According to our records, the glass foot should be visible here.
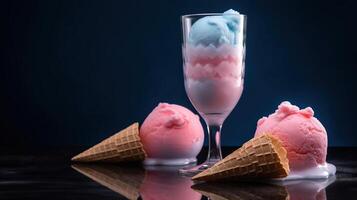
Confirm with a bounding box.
[179,159,220,177]
[143,158,197,166]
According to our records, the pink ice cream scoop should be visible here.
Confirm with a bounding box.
[254,101,327,171]
[140,103,204,165]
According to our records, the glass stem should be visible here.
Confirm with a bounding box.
[206,124,223,163]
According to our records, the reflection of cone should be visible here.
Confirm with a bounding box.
[72,164,145,200]
[193,134,289,182]
[71,123,146,163]
[192,182,289,200]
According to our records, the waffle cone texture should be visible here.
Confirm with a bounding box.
[192,134,290,182]
[71,123,146,163]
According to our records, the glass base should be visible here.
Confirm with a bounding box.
[143,158,197,166]
[179,159,220,177]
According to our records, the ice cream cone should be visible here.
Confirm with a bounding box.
[71,123,146,163]
[192,134,289,182]
[72,164,145,200]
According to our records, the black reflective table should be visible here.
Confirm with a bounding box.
[1,147,356,200]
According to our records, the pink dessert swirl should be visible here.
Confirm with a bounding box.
[183,44,244,125]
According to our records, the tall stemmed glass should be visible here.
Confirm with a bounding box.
[180,13,247,174]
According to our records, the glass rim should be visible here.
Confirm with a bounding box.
[181,13,246,19]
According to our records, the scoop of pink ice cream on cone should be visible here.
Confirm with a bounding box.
[254,101,327,171]
[140,103,204,165]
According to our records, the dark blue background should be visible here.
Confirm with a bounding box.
[1,0,356,147]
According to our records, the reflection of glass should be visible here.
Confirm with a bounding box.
[72,164,201,200]
[180,13,247,174]
[192,176,336,200]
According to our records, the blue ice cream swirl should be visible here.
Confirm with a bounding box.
[188,9,241,47]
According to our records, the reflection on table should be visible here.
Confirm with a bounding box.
[193,176,335,200]
[72,164,335,200]
[72,164,201,200]
[72,164,145,199]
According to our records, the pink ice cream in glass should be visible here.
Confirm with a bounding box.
[180,9,247,174]
[255,101,336,179]
[184,44,244,125]
[140,103,204,165]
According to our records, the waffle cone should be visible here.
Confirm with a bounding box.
[72,164,145,200]
[192,134,289,182]
[71,123,146,163]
